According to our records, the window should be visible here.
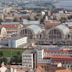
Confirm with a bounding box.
[49,29,62,40]
[20,29,33,39]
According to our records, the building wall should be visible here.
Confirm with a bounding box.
[8,37,27,48]
[37,49,51,64]
[22,53,33,69]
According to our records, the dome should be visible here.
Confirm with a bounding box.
[56,24,70,37]
[48,24,70,40]
[27,25,43,35]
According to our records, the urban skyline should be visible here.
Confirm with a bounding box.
[0,0,72,72]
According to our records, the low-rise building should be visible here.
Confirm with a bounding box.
[22,49,37,72]
[0,22,23,33]
[42,48,72,68]
[8,37,27,48]
[0,36,28,48]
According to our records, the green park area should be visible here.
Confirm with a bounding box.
[0,48,25,57]
[0,48,26,64]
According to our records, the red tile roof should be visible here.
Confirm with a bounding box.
[0,24,17,28]
[44,49,72,53]
[44,55,72,61]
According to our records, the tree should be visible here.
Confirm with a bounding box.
[0,19,3,24]
[0,51,3,57]
[10,56,16,64]
[10,51,22,65]
[60,17,67,23]
[0,57,8,65]
[13,18,18,22]
[16,52,22,64]
[1,57,8,65]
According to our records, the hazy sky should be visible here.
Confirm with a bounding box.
[54,0,72,9]
[0,0,72,9]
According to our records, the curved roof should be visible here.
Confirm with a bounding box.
[27,25,43,34]
[55,24,70,36]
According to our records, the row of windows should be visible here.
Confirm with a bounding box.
[22,55,33,57]
[22,56,33,58]
[37,59,50,63]
[44,52,72,56]
[49,29,62,39]
[22,64,32,68]
[63,64,72,69]
[22,60,32,63]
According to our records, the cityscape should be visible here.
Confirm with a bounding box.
[0,0,72,72]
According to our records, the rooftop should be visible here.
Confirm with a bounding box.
[27,25,43,34]
[0,24,17,28]
[1,22,20,25]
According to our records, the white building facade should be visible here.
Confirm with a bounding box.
[8,37,27,48]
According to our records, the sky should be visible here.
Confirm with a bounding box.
[0,0,72,9]
[53,0,72,9]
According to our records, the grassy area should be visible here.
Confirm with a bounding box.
[0,48,26,57]
[3,51,22,57]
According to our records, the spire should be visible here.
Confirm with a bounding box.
[45,16,49,21]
